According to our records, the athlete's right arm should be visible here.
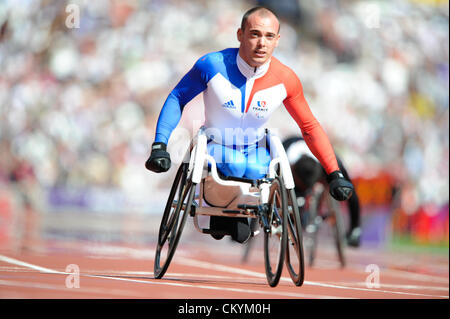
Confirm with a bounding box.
[146,56,209,173]
[282,70,354,201]
[155,59,209,144]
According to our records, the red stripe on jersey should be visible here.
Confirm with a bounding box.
[244,57,297,113]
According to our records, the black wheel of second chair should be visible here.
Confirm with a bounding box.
[154,163,196,279]
[285,188,305,286]
[264,176,288,287]
[304,187,323,267]
[328,196,346,268]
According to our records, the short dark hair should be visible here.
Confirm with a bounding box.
[240,6,280,33]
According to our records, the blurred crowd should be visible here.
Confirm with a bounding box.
[0,0,448,220]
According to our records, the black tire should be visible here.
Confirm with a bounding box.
[154,163,195,279]
[285,188,305,286]
[329,197,346,268]
[264,176,288,287]
[305,189,322,267]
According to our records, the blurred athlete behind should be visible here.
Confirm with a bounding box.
[145,7,354,243]
[284,136,361,247]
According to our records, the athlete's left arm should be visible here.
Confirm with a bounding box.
[282,73,339,175]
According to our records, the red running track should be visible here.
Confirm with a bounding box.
[0,232,448,300]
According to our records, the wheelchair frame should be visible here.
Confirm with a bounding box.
[153,126,305,287]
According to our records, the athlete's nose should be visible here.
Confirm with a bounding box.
[257,36,266,47]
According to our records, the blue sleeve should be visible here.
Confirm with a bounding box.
[154,58,210,144]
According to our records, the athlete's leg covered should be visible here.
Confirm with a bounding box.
[207,142,271,179]
[244,145,271,179]
[207,143,247,177]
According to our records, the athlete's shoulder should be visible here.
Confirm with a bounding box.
[270,56,302,98]
[196,48,237,69]
[270,56,300,81]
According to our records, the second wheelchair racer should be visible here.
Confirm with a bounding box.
[284,136,362,247]
[146,6,354,244]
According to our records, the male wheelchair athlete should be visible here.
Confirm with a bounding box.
[154,127,305,287]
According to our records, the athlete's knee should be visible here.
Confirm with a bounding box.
[208,144,246,177]
[245,147,270,179]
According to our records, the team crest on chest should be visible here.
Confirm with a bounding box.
[252,100,269,113]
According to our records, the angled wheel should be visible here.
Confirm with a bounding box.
[285,188,305,286]
[328,196,346,268]
[304,186,324,267]
[154,163,196,279]
[264,176,288,287]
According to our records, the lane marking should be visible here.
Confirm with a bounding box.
[371,268,449,284]
[75,270,262,283]
[0,254,346,299]
[2,247,446,299]
[176,256,449,298]
[81,243,450,285]
[309,257,449,284]
[0,255,61,274]
[0,279,143,297]
[88,274,346,299]
[47,242,449,285]
[326,281,449,292]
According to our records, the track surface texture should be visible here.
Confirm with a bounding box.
[0,215,448,301]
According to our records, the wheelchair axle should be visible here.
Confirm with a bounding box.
[238,204,272,233]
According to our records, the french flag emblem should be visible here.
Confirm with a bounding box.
[257,101,266,107]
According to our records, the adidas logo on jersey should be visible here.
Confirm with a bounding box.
[222,100,236,109]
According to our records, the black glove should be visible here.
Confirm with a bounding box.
[327,171,354,201]
[145,142,171,173]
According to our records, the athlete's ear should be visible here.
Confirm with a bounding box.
[237,28,243,43]
[274,33,281,48]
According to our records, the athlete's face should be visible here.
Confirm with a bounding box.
[237,13,280,68]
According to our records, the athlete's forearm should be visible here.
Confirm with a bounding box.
[154,93,184,144]
[301,122,339,174]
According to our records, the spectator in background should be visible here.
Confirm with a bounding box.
[0,0,447,228]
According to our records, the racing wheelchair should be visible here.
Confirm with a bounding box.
[241,176,347,269]
[300,182,347,268]
[153,127,305,287]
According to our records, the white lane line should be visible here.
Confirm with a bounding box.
[0,255,61,274]
[0,279,142,297]
[3,246,445,299]
[80,243,450,285]
[50,242,450,287]
[306,257,449,284]
[88,274,347,299]
[0,254,346,299]
[80,270,261,283]
[175,256,449,299]
[373,268,449,285]
[326,282,449,292]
